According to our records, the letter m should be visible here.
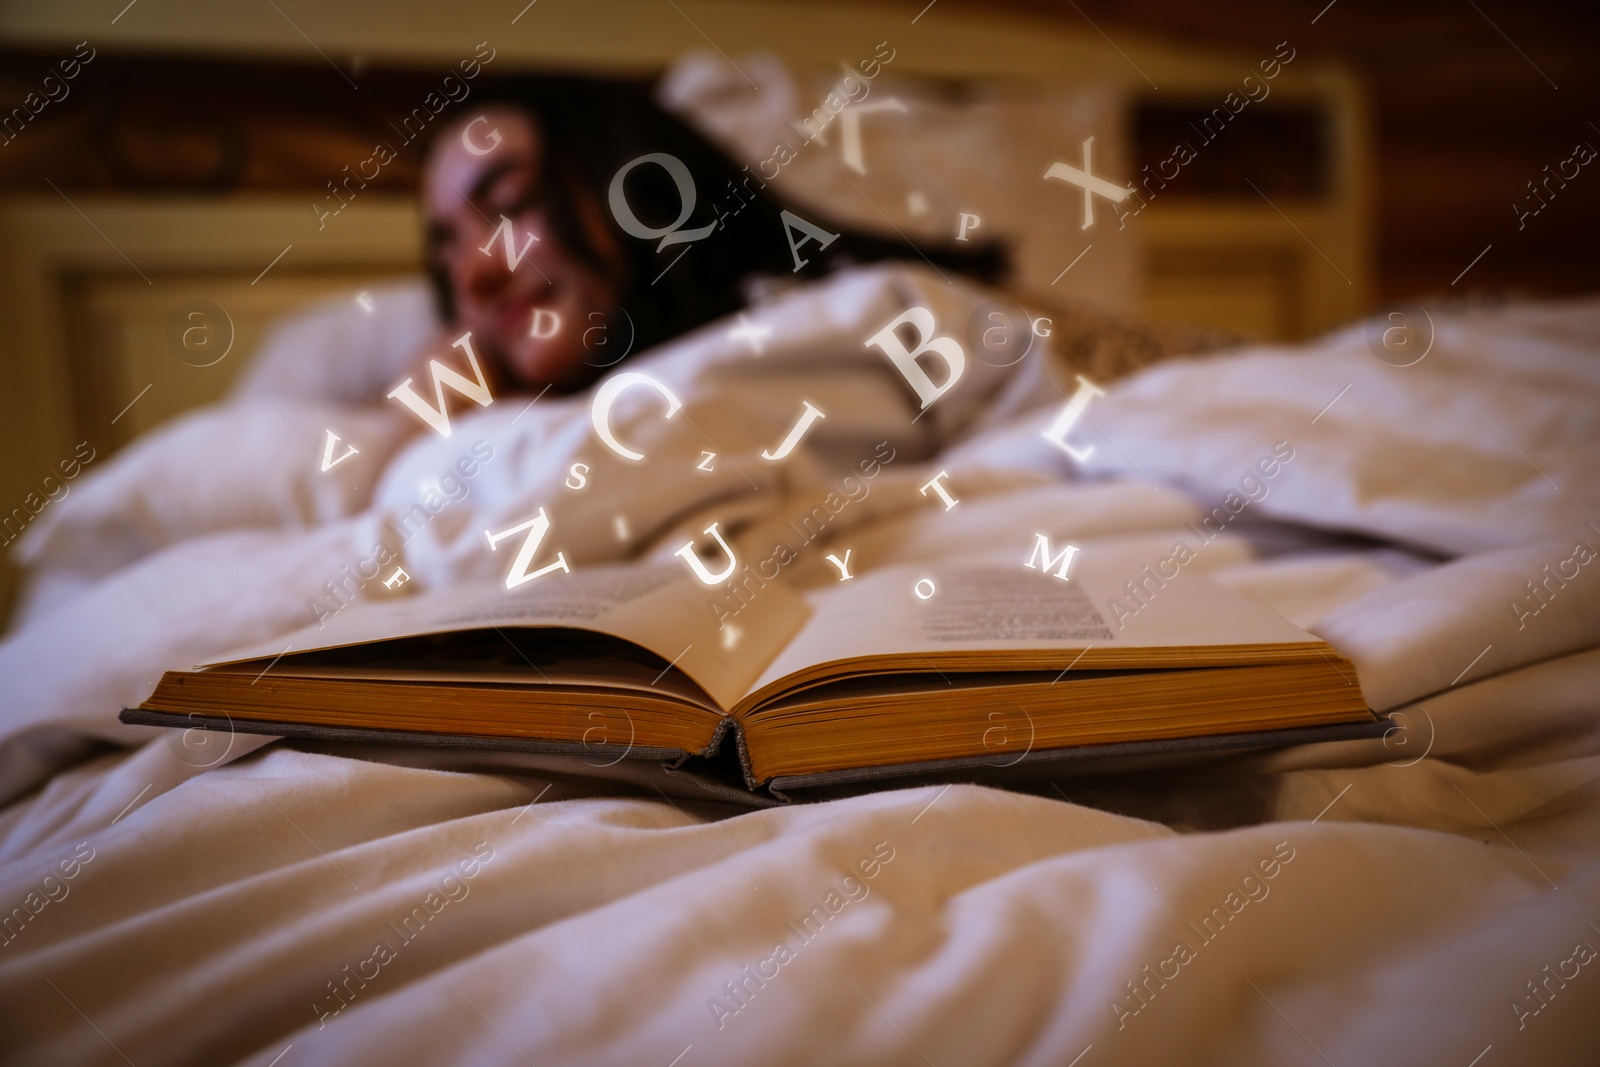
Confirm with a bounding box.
[386,331,494,437]
[1025,534,1079,580]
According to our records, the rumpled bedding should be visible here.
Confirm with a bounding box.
[2,267,1597,1065]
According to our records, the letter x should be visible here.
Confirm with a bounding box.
[1044,137,1135,231]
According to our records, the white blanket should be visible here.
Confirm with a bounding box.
[2,270,1597,1065]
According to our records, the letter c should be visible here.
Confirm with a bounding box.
[591,372,683,461]
[461,116,502,156]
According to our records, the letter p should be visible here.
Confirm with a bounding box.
[956,212,981,241]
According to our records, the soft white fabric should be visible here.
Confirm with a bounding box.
[11,402,414,598]
[659,50,1136,311]
[1,274,1597,1065]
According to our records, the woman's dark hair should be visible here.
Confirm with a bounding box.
[423,74,1008,354]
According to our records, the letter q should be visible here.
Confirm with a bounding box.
[461,116,502,156]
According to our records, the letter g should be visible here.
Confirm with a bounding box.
[461,116,502,156]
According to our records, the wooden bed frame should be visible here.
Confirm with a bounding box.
[0,0,1371,616]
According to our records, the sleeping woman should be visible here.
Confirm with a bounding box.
[413,74,1004,396]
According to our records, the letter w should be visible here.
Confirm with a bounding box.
[1025,534,1079,580]
[386,332,495,438]
[486,508,571,589]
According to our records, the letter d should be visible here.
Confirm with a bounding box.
[530,309,562,339]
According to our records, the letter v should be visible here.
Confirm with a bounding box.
[387,332,495,437]
[320,430,359,472]
[486,508,571,589]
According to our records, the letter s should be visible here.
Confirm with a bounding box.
[565,462,590,490]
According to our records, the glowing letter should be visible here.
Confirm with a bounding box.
[780,210,839,272]
[866,307,965,410]
[478,215,539,271]
[319,430,359,472]
[461,116,502,156]
[825,550,854,580]
[529,308,561,339]
[608,153,717,253]
[838,98,908,175]
[386,332,495,438]
[956,213,981,241]
[761,400,827,461]
[1044,137,1136,230]
[1025,535,1080,580]
[590,372,683,461]
[914,578,936,599]
[1041,374,1106,462]
[485,507,570,589]
[697,451,717,472]
[675,522,738,585]
[565,463,589,490]
[382,568,410,590]
[919,470,958,511]
[728,313,773,354]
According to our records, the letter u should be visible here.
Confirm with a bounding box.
[675,522,738,585]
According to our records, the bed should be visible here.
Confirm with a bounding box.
[2,4,1598,1065]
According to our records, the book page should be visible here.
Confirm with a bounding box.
[745,561,1314,699]
[209,563,809,712]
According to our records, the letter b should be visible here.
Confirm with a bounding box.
[866,307,966,410]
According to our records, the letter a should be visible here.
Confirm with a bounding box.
[866,307,965,410]
[387,332,495,438]
[780,210,839,272]
[479,214,538,270]
[486,508,571,589]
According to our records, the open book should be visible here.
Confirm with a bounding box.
[124,561,1382,800]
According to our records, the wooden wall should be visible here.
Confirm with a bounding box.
[981,0,1600,301]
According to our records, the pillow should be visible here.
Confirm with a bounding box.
[235,279,444,405]
[659,49,1138,312]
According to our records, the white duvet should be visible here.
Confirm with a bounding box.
[1,267,1597,1065]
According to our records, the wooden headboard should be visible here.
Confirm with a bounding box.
[0,0,1371,616]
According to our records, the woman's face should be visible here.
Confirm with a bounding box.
[424,106,621,392]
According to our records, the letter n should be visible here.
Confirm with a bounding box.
[486,508,571,589]
[1025,534,1079,580]
[479,215,537,270]
[386,331,495,437]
